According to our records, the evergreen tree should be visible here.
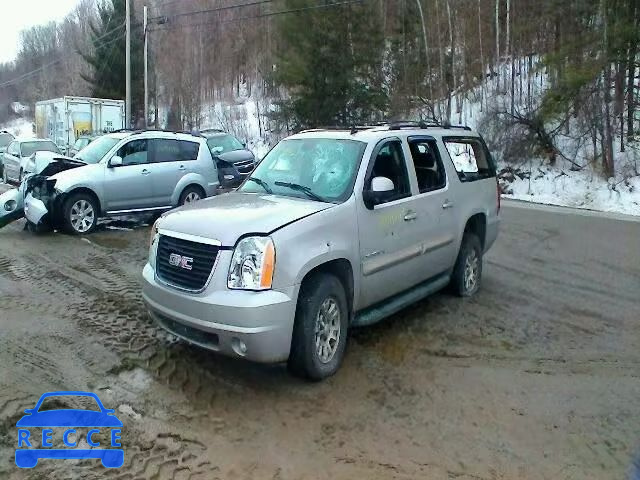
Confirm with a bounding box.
[271,0,388,128]
[81,0,143,124]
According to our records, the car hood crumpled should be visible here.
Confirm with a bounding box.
[158,192,334,246]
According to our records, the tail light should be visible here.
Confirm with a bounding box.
[496,178,501,214]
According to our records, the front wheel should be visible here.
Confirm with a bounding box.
[63,193,98,234]
[288,273,348,380]
[450,232,483,297]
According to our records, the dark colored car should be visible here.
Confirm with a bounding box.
[201,129,256,188]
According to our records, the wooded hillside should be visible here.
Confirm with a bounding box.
[1,0,638,177]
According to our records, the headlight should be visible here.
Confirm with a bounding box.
[148,219,160,269]
[227,236,275,290]
[4,199,16,212]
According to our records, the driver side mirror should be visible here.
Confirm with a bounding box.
[109,155,123,167]
[363,176,395,210]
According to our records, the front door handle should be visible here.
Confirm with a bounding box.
[404,211,417,221]
[141,169,151,175]
[178,165,186,171]
[442,200,454,209]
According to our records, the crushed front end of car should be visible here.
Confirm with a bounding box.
[0,153,85,231]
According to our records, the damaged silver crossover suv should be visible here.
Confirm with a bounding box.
[142,122,500,380]
[23,130,220,234]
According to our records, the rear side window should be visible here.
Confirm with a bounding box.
[151,139,181,163]
[179,140,199,160]
[407,139,447,193]
[150,139,200,162]
[443,138,495,181]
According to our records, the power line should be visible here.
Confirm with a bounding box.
[149,0,276,23]
[0,22,127,89]
[149,0,365,32]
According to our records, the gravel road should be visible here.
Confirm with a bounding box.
[0,183,638,479]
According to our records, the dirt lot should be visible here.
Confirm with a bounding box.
[0,182,639,480]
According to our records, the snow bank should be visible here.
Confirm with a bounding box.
[0,117,34,138]
[499,164,639,216]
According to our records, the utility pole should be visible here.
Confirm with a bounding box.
[144,4,148,128]
[125,0,131,128]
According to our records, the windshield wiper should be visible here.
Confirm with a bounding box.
[274,181,328,203]
[247,176,272,194]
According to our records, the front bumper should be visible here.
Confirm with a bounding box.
[142,263,298,363]
[23,193,48,226]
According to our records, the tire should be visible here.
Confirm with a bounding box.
[179,185,205,206]
[450,232,483,297]
[288,273,349,380]
[62,193,99,235]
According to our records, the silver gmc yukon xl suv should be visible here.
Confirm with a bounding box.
[142,123,500,380]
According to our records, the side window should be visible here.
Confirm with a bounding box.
[8,142,18,156]
[408,140,446,193]
[179,140,199,161]
[117,139,148,166]
[368,141,411,204]
[443,138,495,181]
[151,139,181,163]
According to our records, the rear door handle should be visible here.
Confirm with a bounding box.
[442,200,454,209]
[141,169,151,175]
[404,211,417,221]
[178,165,186,171]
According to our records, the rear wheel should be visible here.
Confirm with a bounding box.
[179,185,205,206]
[63,193,98,235]
[450,233,483,297]
[288,273,348,380]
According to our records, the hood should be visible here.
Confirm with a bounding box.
[50,162,103,190]
[216,149,255,164]
[35,155,86,177]
[159,192,333,246]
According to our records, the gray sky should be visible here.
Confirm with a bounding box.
[0,0,80,63]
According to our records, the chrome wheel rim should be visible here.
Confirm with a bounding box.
[70,200,95,233]
[184,192,200,203]
[463,249,479,293]
[315,297,341,364]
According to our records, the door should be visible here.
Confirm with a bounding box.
[103,138,154,211]
[148,138,185,206]
[357,139,428,308]
[4,141,21,181]
[405,136,458,278]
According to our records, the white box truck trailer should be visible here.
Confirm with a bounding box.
[35,96,125,154]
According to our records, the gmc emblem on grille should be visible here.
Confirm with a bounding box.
[168,253,193,270]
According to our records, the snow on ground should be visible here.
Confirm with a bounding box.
[436,58,640,216]
[1,117,35,138]
[499,164,640,216]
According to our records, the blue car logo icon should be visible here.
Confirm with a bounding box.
[15,391,123,468]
